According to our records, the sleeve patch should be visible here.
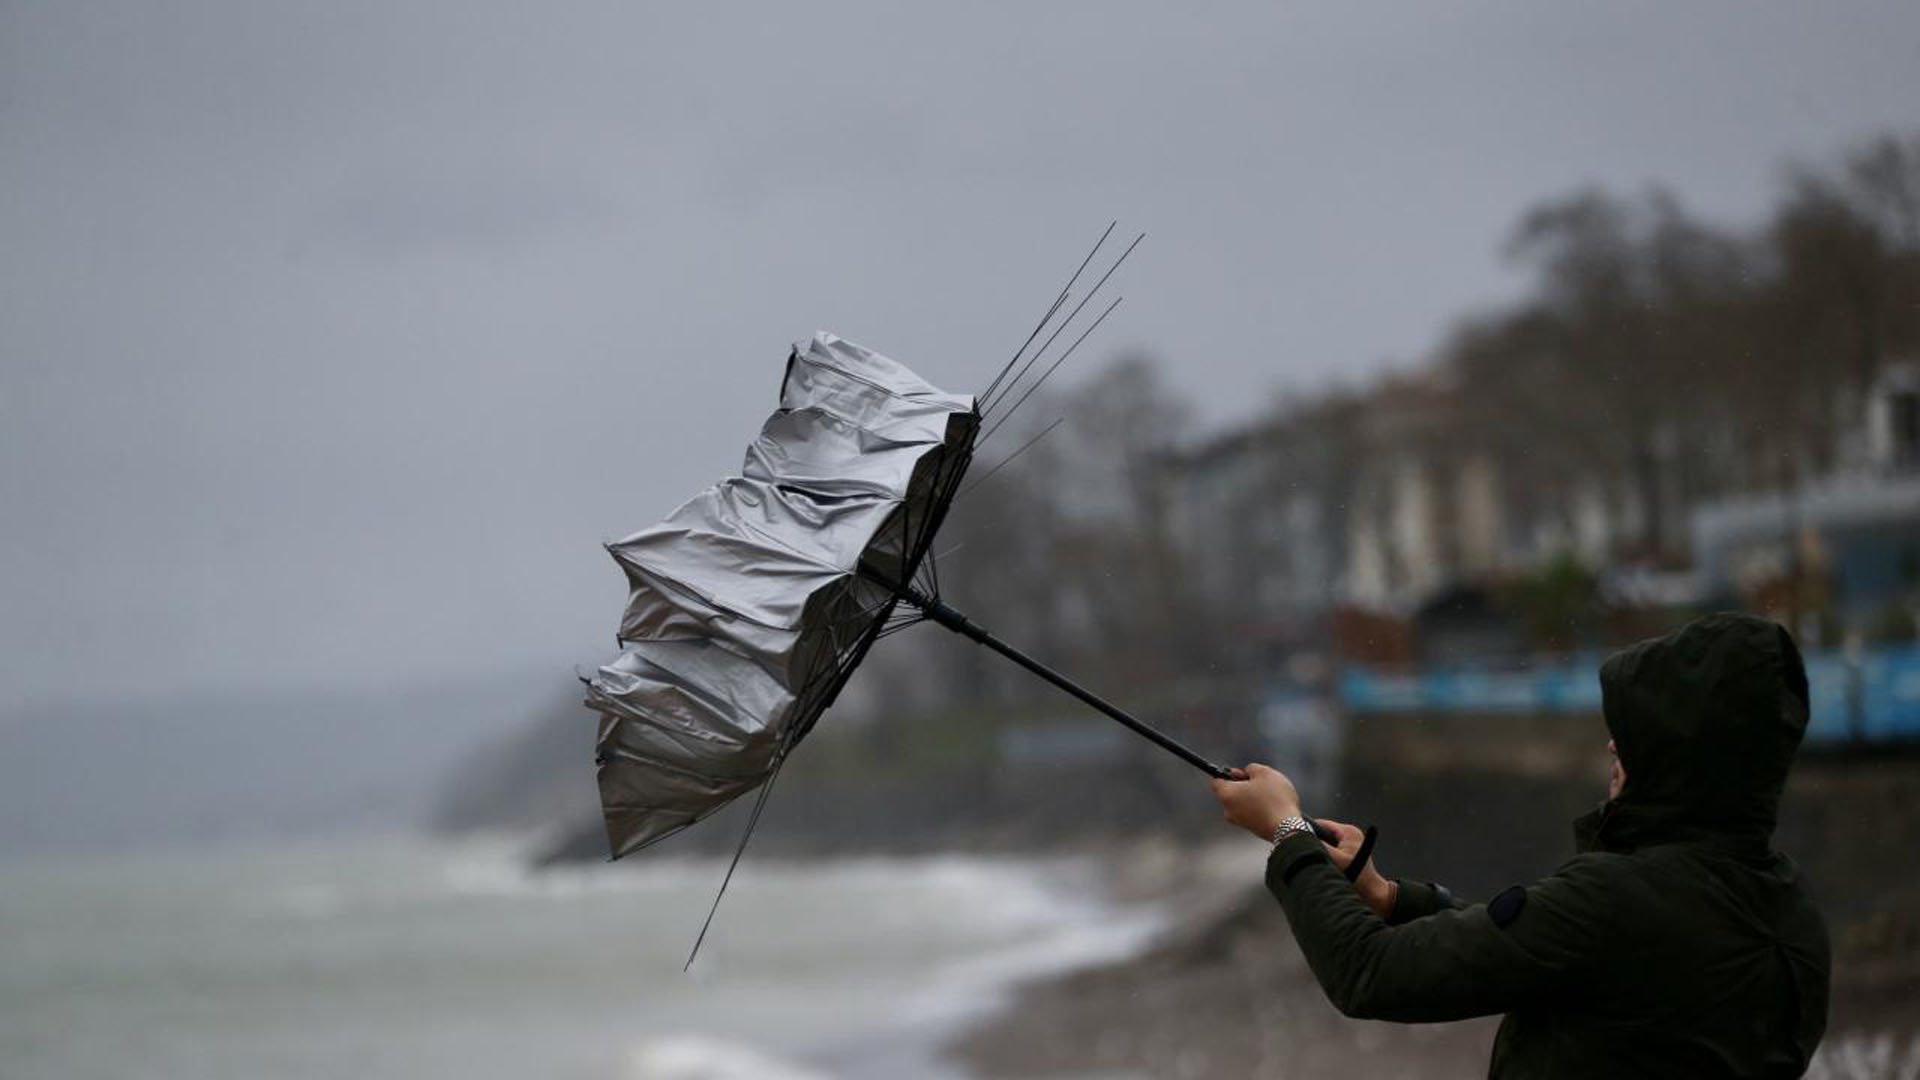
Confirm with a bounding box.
[1488,884,1527,928]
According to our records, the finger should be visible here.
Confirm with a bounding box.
[1245,763,1273,778]
[1315,817,1358,843]
[1313,814,1359,849]
[1227,767,1248,781]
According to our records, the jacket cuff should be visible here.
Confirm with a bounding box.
[1386,879,1451,925]
[1264,832,1332,897]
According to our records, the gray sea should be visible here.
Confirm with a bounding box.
[0,834,1162,1080]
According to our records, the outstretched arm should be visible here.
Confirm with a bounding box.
[1209,765,1466,923]
[1210,762,1620,1023]
[1266,834,1621,1022]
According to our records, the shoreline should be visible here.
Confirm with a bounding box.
[805,843,1193,1080]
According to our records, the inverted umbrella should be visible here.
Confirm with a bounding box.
[584,230,1338,960]
[588,330,978,859]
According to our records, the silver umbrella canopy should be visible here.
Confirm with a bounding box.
[587,332,977,859]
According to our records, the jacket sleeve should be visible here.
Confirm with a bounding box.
[1264,833,1625,1023]
[1385,878,1466,925]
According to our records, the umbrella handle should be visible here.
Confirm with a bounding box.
[893,583,1342,846]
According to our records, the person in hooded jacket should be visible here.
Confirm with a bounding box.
[1211,612,1830,1078]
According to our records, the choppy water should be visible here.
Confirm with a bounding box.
[0,834,1161,1080]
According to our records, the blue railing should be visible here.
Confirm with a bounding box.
[1338,647,1920,744]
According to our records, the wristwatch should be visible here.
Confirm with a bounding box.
[1269,815,1314,846]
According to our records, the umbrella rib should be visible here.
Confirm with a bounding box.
[979,296,1123,446]
[915,500,940,598]
[682,578,888,971]
[958,416,1064,499]
[979,221,1115,404]
[981,231,1140,417]
[983,282,1075,403]
[681,515,939,969]
[682,735,796,971]
[824,590,899,634]
[983,224,1128,409]
[902,488,919,597]
[919,438,973,598]
[981,289,1070,409]
[982,232,1142,416]
[922,453,946,596]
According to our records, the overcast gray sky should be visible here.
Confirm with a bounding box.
[5,0,1919,711]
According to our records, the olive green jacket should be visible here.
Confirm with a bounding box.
[1267,614,1830,1078]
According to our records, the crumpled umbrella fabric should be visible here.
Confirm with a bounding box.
[587,333,977,858]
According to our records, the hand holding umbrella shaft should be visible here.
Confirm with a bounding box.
[1212,763,1344,846]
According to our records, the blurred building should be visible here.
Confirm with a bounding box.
[1164,356,1920,664]
[1162,400,1351,656]
[1692,362,1920,640]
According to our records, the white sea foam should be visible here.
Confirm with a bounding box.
[3,834,1173,1080]
[621,1035,829,1080]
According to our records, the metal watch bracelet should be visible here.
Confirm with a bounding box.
[1269,815,1314,846]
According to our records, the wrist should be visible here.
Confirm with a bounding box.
[1271,805,1303,835]
[1266,813,1313,845]
[1361,874,1397,919]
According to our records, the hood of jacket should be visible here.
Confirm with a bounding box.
[1576,612,1810,853]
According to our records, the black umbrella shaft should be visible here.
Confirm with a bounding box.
[895,584,1342,847]
[899,586,1234,779]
